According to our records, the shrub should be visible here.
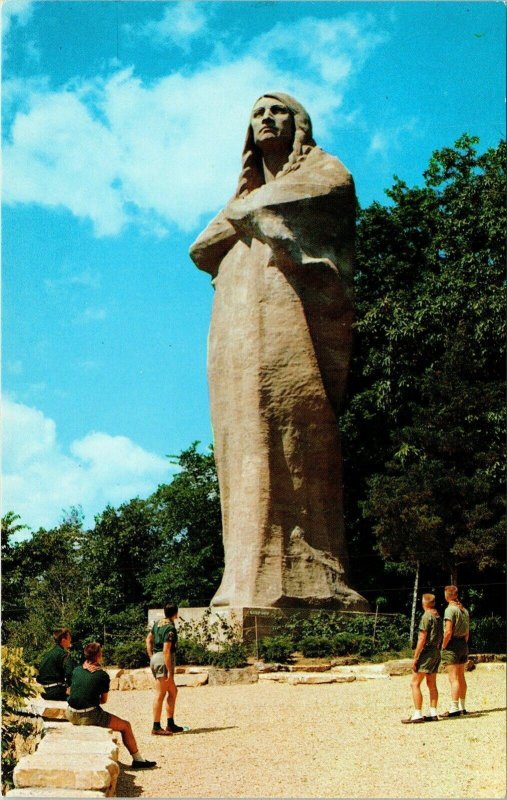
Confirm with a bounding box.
[258,635,294,663]
[1,647,38,712]
[112,641,149,669]
[299,635,334,658]
[176,638,210,666]
[470,616,506,653]
[1,648,40,792]
[208,642,248,669]
[330,632,362,656]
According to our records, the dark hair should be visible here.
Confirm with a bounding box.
[53,628,71,645]
[83,642,102,663]
[164,604,178,619]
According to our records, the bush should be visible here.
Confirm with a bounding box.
[112,641,149,669]
[208,642,248,669]
[176,638,210,666]
[1,647,38,712]
[1,648,40,792]
[470,616,506,653]
[258,635,294,663]
[299,635,334,658]
[330,632,362,656]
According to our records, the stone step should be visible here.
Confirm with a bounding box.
[29,699,69,720]
[37,737,119,761]
[13,753,119,797]
[259,671,356,684]
[176,672,209,687]
[331,664,389,680]
[6,789,107,797]
[43,725,119,743]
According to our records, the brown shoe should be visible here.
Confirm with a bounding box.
[152,728,173,735]
[440,710,462,718]
[401,717,425,724]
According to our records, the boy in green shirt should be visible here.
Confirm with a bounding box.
[440,584,470,717]
[146,603,185,735]
[37,628,75,700]
[402,593,443,724]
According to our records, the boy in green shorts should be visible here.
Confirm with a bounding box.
[440,584,470,717]
[402,593,443,724]
[146,603,185,735]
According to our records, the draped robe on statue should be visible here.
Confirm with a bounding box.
[190,96,368,610]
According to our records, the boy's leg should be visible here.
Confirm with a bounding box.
[425,673,438,717]
[165,676,183,732]
[457,663,467,711]
[152,677,172,735]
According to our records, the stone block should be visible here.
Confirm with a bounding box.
[383,659,413,676]
[288,664,332,672]
[331,664,389,680]
[44,726,117,742]
[30,700,68,720]
[175,672,209,687]
[37,737,119,761]
[330,656,360,666]
[259,671,356,684]
[207,667,258,686]
[117,668,153,691]
[287,672,356,685]
[6,790,107,797]
[13,753,119,797]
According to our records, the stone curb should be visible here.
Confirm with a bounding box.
[13,754,119,797]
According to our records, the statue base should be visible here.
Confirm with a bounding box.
[149,605,374,646]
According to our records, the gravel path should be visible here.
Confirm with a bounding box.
[107,665,506,799]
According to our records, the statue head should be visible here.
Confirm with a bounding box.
[236,92,316,197]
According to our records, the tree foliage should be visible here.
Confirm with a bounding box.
[343,135,505,586]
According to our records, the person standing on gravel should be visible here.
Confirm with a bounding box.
[66,642,156,770]
[440,585,470,717]
[146,603,185,735]
[401,593,443,724]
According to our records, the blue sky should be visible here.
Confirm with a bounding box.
[2,0,505,533]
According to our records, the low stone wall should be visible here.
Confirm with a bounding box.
[7,711,120,798]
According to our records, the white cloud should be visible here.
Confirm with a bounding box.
[77,307,108,323]
[3,13,386,236]
[368,118,420,159]
[1,0,33,37]
[133,2,208,50]
[2,398,174,530]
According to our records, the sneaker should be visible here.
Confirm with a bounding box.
[166,723,184,733]
[131,759,157,770]
[152,728,173,736]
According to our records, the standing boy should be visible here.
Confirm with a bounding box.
[146,603,184,735]
[402,593,443,723]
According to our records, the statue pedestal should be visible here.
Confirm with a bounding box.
[149,605,373,646]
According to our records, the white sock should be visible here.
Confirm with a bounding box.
[449,700,460,713]
[458,698,466,711]
[132,751,146,762]
[411,710,423,720]
[428,707,438,717]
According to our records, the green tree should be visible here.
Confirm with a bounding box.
[144,443,223,606]
[342,135,505,595]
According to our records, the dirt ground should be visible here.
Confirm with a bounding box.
[107,664,506,799]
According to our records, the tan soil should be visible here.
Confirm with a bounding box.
[107,664,506,798]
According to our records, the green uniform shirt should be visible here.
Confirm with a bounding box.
[68,666,110,709]
[444,603,470,638]
[419,610,443,649]
[152,618,177,653]
[38,645,74,686]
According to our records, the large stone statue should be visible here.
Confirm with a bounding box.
[190,93,367,610]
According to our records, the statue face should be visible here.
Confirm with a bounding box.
[250,96,294,152]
